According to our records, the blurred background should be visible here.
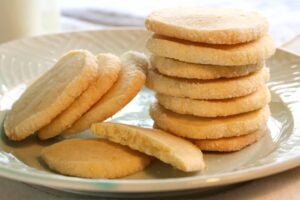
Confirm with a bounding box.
[1,0,300,46]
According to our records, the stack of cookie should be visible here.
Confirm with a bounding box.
[145,7,275,152]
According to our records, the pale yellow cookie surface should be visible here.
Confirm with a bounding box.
[150,103,270,139]
[193,128,266,152]
[62,51,148,136]
[91,122,205,172]
[151,55,264,80]
[38,53,122,140]
[146,68,269,100]
[4,50,98,141]
[157,86,270,117]
[145,7,268,44]
[147,34,275,66]
[41,138,151,178]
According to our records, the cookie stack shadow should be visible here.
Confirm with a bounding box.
[145,8,276,152]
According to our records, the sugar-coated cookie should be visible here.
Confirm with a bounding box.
[38,53,122,140]
[41,138,151,178]
[156,86,270,117]
[62,51,148,136]
[147,34,275,66]
[91,122,205,172]
[146,68,269,100]
[193,127,266,152]
[151,55,264,80]
[145,7,268,44]
[4,50,98,141]
[150,103,270,139]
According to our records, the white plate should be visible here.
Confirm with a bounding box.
[0,28,299,197]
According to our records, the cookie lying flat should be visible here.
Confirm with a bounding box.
[38,54,121,140]
[91,122,205,172]
[62,51,148,136]
[146,68,269,100]
[145,7,268,44]
[150,103,270,139]
[4,50,98,141]
[41,138,151,178]
[151,55,264,80]
[156,86,270,117]
[193,128,266,152]
[147,34,275,66]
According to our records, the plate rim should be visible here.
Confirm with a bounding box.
[0,28,299,193]
[0,151,299,192]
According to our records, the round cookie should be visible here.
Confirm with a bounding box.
[4,50,98,141]
[156,86,271,117]
[150,103,270,139]
[62,51,148,136]
[151,55,264,80]
[146,34,275,66]
[193,128,266,152]
[145,7,268,44]
[38,53,122,140]
[41,138,151,178]
[146,68,269,100]
[91,122,205,172]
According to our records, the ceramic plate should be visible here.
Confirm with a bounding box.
[0,28,299,197]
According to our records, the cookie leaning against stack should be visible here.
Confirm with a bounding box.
[4,50,99,141]
[5,50,154,178]
[4,50,148,141]
[145,7,275,152]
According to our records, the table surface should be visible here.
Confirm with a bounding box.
[1,1,300,199]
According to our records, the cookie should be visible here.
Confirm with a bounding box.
[150,103,270,139]
[146,34,275,66]
[4,50,98,141]
[41,138,151,178]
[146,68,269,100]
[193,127,266,152]
[145,7,268,44]
[151,55,264,80]
[38,53,122,140]
[62,51,148,136]
[91,122,205,172]
[156,85,270,117]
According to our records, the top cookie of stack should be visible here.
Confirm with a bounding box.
[145,7,275,152]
